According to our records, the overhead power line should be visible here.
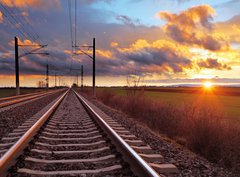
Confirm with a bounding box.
[68,0,74,54]
[0,2,44,55]
[0,2,38,43]
[75,0,77,50]
[12,5,40,43]
[0,4,28,40]
[0,3,29,54]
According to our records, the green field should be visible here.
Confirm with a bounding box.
[142,91,240,119]
[97,87,240,122]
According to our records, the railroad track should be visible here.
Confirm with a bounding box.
[0,89,178,177]
[0,90,47,103]
[0,89,65,109]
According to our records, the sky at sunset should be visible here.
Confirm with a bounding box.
[0,0,240,87]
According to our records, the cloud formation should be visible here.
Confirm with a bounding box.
[158,5,229,51]
[116,15,140,26]
[197,58,231,70]
[0,11,3,23]
[0,1,237,86]
[116,39,192,74]
[215,15,240,44]
[1,0,61,9]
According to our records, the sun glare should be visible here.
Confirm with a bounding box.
[203,82,213,89]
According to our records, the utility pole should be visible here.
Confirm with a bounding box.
[55,71,56,88]
[76,73,78,86]
[46,63,49,91]
[14,36,48,95]
[15,36,20,95]
[73,38,96,97]
[81,65,83,92]
[93,38,96,97]
[59,76,61,87]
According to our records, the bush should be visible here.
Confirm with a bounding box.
[96,89,240,172]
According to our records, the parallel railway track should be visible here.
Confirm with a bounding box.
[0,89,178,177]
[0,90,47,103]
[0,89,65,109]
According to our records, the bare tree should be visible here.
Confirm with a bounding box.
[37,81,46,88]
[126,74,144,97]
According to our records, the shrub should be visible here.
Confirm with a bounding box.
[95,89,240,172]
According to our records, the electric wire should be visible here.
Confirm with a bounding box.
[0,3,29,54]
[68,0,74,54]
[75,0,77,50]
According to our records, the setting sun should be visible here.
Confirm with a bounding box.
[203,82,213,89]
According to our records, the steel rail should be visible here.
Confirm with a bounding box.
[73,90,160,177]
[0,90,47,102]
[0,90,69,176]
[0,89,65,108]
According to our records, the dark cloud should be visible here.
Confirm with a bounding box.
[1,0,61,10]
[116,40,193,74]
[0,49,71,76]
[116,15,141,26]
[123,48,190,69]
[197,58,231,70]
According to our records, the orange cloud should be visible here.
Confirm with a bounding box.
[115,38,233,76]
[110,42,119,47]
[158,5,229,51]
[18,39,36,45]
[64,50,72,55]
[159,5,215,29]
[8,38,39,49]
[1,0,61,9]
[0,11,3,23]
[132,39,150,49]
[215,15,240,44]
[96,50,113,58]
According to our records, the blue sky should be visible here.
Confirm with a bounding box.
[90,0,239,25]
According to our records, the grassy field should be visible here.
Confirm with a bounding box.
[97,87,240,122]
[0,88,45,98]
[139,91,240,121]
[92,86,240,171]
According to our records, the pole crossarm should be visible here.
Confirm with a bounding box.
[18,44,47,47]
[72,38,96,97]
[19,45,48,58]
[14,36,49,96]
[73,44,94,59]
[74,48,93,60]
[73,45,93,48]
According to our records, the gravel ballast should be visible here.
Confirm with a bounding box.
[12,90,134,177]
[82,94,238,177]
[0,90,65,140]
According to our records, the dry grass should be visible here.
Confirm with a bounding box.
[93,88,240,172]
